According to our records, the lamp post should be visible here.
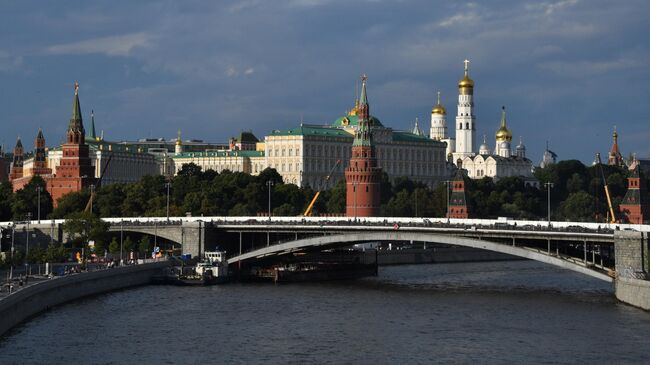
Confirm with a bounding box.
[444,181,451,222]
[414,189,418,218]
[545,182,554,226]
[26,212,31,259]
[10,223,15,280]
[120,220,124,266]
[266,180,274,219]
[36,186,42,223]
[89,184,95,214]
[165,182,171,220]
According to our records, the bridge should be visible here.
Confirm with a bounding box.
[3,216,648,283]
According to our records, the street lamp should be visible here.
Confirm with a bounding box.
[266,180,274,219]
[120,220,124,266]
[165,181,171,220]
[545,182,554,226]
[36,186,42,223]
[444,181,451,222]
[26,212,31,258]
[89,184,95,214]
[10,223,15,280]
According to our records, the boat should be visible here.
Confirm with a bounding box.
[152,251,230,286]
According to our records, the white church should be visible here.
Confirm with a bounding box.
[429,60,536,185]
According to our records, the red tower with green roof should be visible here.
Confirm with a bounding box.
[345,75,382,217]
[447,169,469,219]
[619,165,649,224]
[48,82,96,206]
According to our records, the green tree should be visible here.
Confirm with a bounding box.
[108,237,120,255]
[50,191,88,218]
[123,236,135,253]
[177,163,203,178]
[45,243,68,263]
[0,181,13,221]
[560,191,597,222]
[139,236,151,255]
[62,211,110,251]
[326,179,346,214]
[12,176,53,220]
[26,246,45,264]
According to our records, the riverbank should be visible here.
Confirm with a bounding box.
[0,261,169,338]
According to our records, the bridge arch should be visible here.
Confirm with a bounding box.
[228,231,613,282]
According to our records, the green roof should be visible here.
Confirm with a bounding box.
[392,131,438,143]
[332,114,384,128]
[270,125,354,139]
[174,150,264,159]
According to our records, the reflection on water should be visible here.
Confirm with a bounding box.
[1,261,649,365]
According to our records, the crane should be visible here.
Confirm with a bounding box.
[595,153,616,223]
[303,159,341,217]
[84,154,113,213]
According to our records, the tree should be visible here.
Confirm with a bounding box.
[12,176,53,220]
[108,237,120,255]
[326,179,346,214]
[139,236,151,255]
[177,163,202,178]
[560,191,597,222]
[45,243,68,263]
[62,211,110,252]
[0,181,13,221]
[123,236,135,254]
[50,191,88,218]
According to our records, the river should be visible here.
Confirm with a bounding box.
[1,261,649,364]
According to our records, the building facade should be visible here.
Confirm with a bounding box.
[619,165,649,224]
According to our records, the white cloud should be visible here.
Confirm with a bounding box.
[244,68,255,75]
[46,32,150,56]
[438,12,481,27]
[0,51,22,72]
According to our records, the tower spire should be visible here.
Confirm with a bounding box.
[88,109,97,141]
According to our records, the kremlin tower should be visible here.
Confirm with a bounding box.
[447,169,469,219]
[9,137,24,182]
[454,60,476,163]
[345,75,382,217]
[619,165,649,224]
[47,82,96,206]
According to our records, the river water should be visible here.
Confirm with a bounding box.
[1,261,649,364]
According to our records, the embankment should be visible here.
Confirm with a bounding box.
[0,261,169,337]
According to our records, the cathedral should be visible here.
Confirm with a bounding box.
[429,60,536,184]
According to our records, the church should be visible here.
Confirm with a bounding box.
[429,61,536,184]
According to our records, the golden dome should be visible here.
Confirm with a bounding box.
[495,106,512,142]
[458,59,474,95]
[431,91,446,115]
[495,126,512,142]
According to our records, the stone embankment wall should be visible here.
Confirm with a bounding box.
[378,246,518,266]
[614,231,650,310]
[0,261,169,337]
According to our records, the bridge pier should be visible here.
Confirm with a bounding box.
[614,231,650,310]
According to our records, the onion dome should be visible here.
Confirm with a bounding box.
[495,106,512,142]
[458,59,474,95]
[176,129,182,146]
[479,135,490,155]
[431,91,446,115]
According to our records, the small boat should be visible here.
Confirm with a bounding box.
[153,251,229,286]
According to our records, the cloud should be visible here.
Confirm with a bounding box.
[0,51,22,72]
[46,32,150,56]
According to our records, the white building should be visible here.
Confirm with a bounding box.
[453,60,477,163]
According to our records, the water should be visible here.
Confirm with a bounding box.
[1,261,649,364]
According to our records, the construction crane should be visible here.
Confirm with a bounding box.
[595,153,616,223]
[84,155,113,213]
[303,160,341,217]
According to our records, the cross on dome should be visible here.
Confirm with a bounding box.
[74,81,79,95]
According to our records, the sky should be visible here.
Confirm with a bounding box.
[1,0,649,164]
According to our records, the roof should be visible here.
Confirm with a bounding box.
[236,131,259,143]
[392,131,438,143]
[332,114,384,128]
[174,150,265,159]
[269,125,353,139]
